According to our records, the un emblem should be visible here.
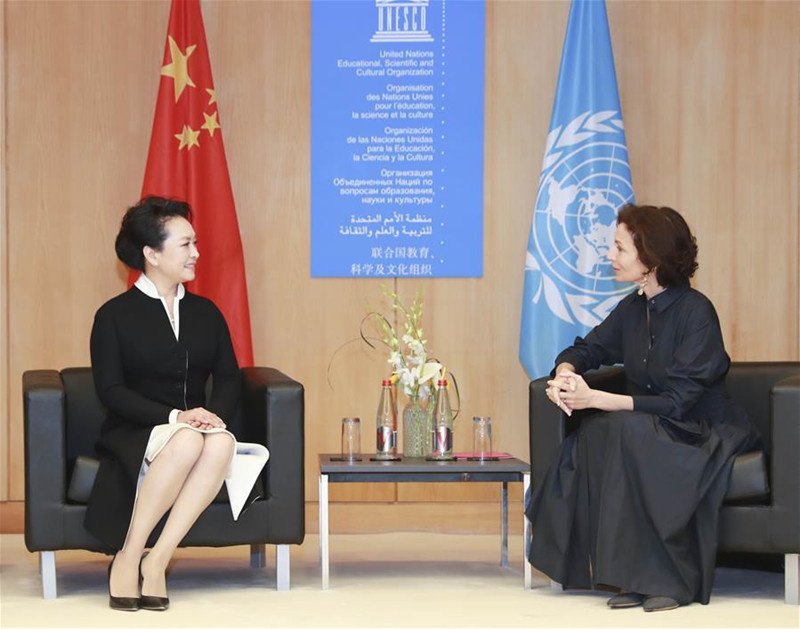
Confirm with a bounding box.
[526,111,634,327]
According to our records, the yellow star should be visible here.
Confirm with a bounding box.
[174,125,201,151]
[206,88,216,105]
[201,111,221,138]
[161,36,197,102]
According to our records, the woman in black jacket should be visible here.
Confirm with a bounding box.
[85,197,239,611]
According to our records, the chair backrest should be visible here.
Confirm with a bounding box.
[725,362,800,450]
[203,374,245,436]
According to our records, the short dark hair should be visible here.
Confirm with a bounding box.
[115,197,193,271]
[617,204,699,287]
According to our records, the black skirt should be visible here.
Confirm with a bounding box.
[526,410,758,605]
[84,422,152,550]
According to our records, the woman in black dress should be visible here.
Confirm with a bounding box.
[527,204,761,611]
[85,197,239,611]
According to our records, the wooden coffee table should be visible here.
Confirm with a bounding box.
[318,454,531,589]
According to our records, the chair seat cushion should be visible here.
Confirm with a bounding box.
[67,455,264,506]
[724,450,769,504]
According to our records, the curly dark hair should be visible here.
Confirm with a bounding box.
[115,197,193,271]
[616,204,698,287]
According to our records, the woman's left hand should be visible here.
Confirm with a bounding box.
[547,372,594,411]
[178,407,226,430]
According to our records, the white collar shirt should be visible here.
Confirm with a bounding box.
[133,273,186,341]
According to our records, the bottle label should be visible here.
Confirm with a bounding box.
[376,426,396,454]
[431,426,453,456]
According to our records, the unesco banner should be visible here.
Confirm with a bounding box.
[311,0,485,278]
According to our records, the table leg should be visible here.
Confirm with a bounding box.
[523,472,531,589]
[319,474,329,589]
[501,481,508,567]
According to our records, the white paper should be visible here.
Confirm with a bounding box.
[225,442,270,520]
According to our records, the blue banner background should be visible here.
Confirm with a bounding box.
[312,0,485,277]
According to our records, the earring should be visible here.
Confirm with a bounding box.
[637,273,649,296]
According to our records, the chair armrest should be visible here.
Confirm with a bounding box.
[241,367,305,543]
[529,376,565,489]
[583,366,627,395]
[529,366,626,489]
[23,370,67,550]
[770,373,800,549]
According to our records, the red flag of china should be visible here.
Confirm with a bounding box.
[139,0,254,366]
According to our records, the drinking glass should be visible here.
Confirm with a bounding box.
[472,416,492,462]
[341,417,361,461]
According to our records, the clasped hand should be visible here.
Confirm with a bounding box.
[177,407,226,430]
[546,369,593,417]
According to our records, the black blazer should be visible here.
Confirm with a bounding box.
[84,286,239,549]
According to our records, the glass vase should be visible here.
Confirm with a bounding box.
[402,397,430,458]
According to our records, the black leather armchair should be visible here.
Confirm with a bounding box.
[528,362,800,605]
[23,366,305,598]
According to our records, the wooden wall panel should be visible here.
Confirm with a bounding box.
[2,0,798,516]
[1,0,8,501]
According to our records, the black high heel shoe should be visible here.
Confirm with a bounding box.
[107,556,140,611]
[139,552,169,611]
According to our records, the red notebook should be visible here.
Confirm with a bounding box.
[453,452,514,460]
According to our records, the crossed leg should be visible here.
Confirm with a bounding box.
[109,431,235,598]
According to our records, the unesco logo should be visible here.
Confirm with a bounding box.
[370,0,434,44]
[526,111,634,327]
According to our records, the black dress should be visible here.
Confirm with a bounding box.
[525,284,761,605]
[84,286,239,550]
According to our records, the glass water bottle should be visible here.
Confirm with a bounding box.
[375,378,398,459]
[430,379,455,460]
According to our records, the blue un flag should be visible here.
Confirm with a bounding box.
[519,0,635,380]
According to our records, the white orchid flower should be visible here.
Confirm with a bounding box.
[407,352,426,367]
[419,361,442,385]
[407,339,425,356]
[399,368,414,385]
[388,351,404,371]
[398,369,416,396]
